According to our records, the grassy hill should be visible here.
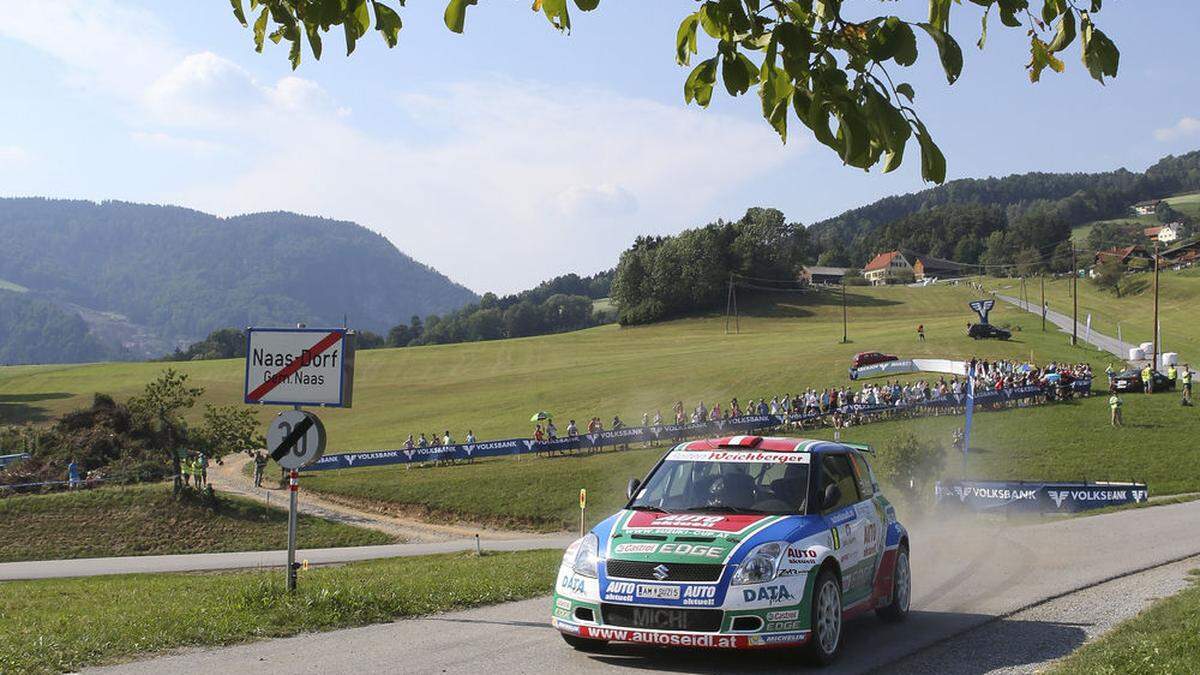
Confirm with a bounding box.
[0,483,391,562]
[986,266,1200,362]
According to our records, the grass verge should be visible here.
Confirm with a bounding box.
[1049,570,1200,674]
[0,483,392,563]
[0,548,560,674]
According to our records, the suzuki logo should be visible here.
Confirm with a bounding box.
[652,564,670,580]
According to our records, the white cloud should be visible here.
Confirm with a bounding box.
[130,131,224,157]
[0,0,177,98]
[178,79,803,292]
[0,145,30,166]
[1154,117,1200,142]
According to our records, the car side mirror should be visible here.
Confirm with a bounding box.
[822,483,842,511]
[626,478,641,500]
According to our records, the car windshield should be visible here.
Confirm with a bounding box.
[630,452,810,515]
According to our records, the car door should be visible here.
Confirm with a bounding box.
[848,452,885,581]
[819,453,868,600]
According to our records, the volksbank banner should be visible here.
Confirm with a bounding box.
[302,380,1091,472]
[935,480,1148,513]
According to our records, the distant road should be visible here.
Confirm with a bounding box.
[0,536,573,581]
[88,499,1200,674]
[996,293,1134,358]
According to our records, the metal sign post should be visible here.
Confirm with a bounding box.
[287,469,299,591]
[579,488,587,537]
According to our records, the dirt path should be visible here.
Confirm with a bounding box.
[209,455,560,544]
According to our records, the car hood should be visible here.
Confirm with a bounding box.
[599,510,823,566]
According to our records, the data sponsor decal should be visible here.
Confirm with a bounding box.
[742,585,795,604]
[559,574,585,594]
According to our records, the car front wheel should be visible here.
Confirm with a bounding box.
[804,567,843,665]
[877,545,911,622]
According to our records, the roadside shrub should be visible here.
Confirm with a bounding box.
[872,431,946,511]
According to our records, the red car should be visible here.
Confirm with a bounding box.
[852,351,898,368]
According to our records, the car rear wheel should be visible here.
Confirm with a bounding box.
[561,633,608,652]
[877,545,911,622]
[804,567,843,666]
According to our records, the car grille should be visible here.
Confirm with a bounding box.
[601,603,723,632]
[605,559,724,582]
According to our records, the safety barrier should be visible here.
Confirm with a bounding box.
[935,479,1148,513]
[302,378,1091,472]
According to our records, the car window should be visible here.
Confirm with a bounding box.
[849,452,875,499]
[820,454,860,512]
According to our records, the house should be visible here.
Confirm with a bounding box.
[1094,245,1151,266]
[862,251,912,285]
[800,266,851,285]
[1133,199,1162,216]
[1144,223,1181,244]
[1162,238,1200,266]
[910,253,965,281]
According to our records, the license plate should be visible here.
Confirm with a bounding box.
[636,584,681,600]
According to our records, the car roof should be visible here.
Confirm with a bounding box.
[681,436,852,454]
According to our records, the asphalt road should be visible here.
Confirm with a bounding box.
[89,499,1200,674]
[0,536,574,581]
[995,293,1134,359]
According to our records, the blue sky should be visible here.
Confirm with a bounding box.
[1,1,1198,293]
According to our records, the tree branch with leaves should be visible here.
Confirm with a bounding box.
[227,0,1118,184]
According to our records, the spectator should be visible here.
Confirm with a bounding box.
[1183,364,1193,406]
[567,419,578,437]
[466,430,477,444]
[534,424,545,442]
[443,430,453,446]
[418,433,429,448]
[917,324,925,341]
[197,452,208,486]
[253,451,268,487]
[67,458,80,489]
[547,420,558,441]
[181,455,191,487]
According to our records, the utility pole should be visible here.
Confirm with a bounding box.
[840,278,848,343]
[1071,247,1078,346]
[724,275,733,335]
[1040,274,1046,332]
[1152,239,1161,371]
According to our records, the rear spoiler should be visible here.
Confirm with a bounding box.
[839,442,875,455]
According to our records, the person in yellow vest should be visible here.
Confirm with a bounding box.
[1109,392,1123,427]
[1142,365,1153,394]
[1183,364,1193,406]
[1168,364,1178,384]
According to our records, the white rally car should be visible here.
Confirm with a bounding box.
[551,436,910,665]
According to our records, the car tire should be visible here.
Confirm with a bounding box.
[876,544,911,622]
[561,633,608,652]
[804,567,843,666]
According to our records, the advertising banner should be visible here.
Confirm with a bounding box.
[935,480,1149,513]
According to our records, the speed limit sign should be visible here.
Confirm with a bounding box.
[267,410,327,470]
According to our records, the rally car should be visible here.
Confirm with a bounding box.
[551,436,910,665]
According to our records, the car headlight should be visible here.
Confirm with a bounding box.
[731,541,787,585]
[572,533,600,578]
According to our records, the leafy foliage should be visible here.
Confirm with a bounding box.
[1090,255,1126,296]
[871,430,945,509]
[383,270,613,346]
[228,0,1120,184]
[161,328,247,362]
[611,207,808,324]
[195,404,265,458]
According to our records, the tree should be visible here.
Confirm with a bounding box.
[872,431,945,508]
[127,369,204,494]
[1013,247,1043,278]
[1091,255,1126,296]
[196,404,264,460]
[226,0,1120,184]
[355,329,385,349]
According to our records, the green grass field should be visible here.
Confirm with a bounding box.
[6,282,1199,532]
[0,483,391,562]
[0,548,560,674]
[1050,570,1200,674]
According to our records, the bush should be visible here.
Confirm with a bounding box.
[872,431,946,510]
